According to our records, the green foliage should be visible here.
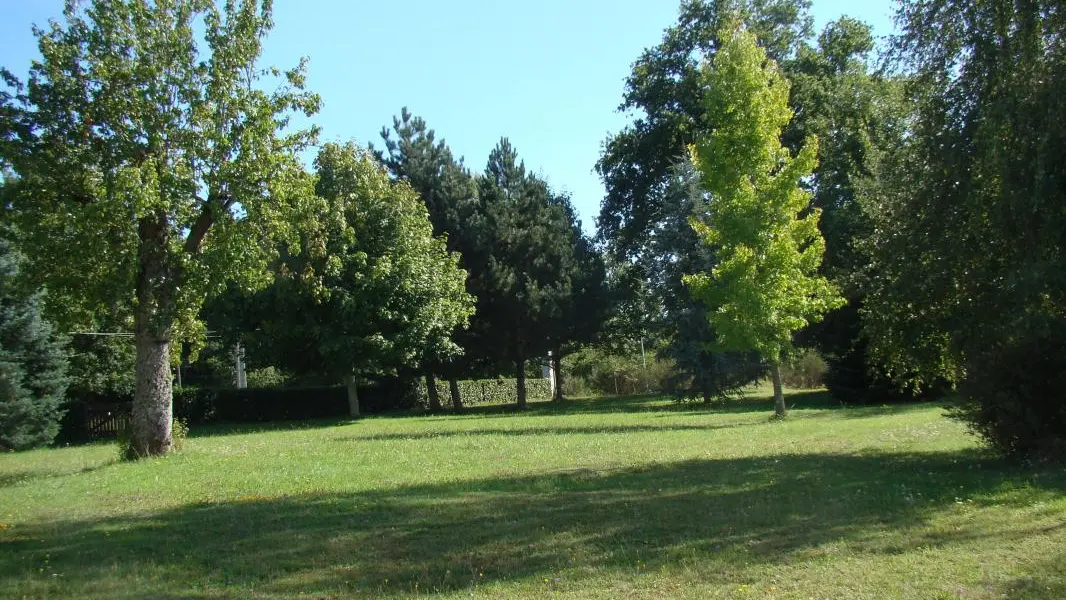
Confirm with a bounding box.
[779,348,827,389]
[863,0,1066,456]
[66,334,136,399]
[0,0,321,342]
[563,346,673,397]
[376,110,489,380]
[684,22,842,363]
[227,143,474,383]
[597,0,813,256]
[951,325,1066,458]
[245,367,288,389]
[418,378,552,407]
[644,163,765,401]
[171,418,189,452]
[0,239,69,450]
[473,140,575,365]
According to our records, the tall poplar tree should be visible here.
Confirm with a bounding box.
[683,22,841,417]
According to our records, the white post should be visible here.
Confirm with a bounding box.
[546,351,556,399]
[234,342,247,389]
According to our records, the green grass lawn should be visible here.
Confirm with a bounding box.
[2,390,1065,599]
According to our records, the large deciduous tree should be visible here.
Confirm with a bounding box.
[596,0,812,260]
[226,143,474,416]
[863,0,1066,456]
[0,0,320,456]
[683,22,841,417]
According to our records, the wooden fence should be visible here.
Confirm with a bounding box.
[84,402,131,439]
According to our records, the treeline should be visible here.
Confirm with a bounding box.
[0,1,607,454]
[2,0,1064,459]
[597,0,1066,457]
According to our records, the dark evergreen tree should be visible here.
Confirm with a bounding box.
[647,163,763,402]
[475,139,579,408]
[540,192,610,401]
[0,238,70,450]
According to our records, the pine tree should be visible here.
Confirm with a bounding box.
[476,140,577,408]
[0,238,69,450]
[683,22,842,417]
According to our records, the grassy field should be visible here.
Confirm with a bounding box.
[1,390,1064,599]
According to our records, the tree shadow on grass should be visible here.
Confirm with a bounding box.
[333,422,744,442]
[2,450,1064,598]
[0,459,118,489]
[455,390,940,421]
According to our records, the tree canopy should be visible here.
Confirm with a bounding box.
[683,21,841,416]
[0,0,320,455]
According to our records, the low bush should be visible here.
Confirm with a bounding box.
[563,347,673,397]
[60,377,420,441]
[952,327,1066,459]
[780,349,828,389]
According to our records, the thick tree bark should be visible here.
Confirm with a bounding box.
[345,375,361,417]
[130,327,173,457]
[425,372,442,412]
[448,378,462,410]
[129,212,174,458]
[551,351,564,402]
[516,356,527,409]
[771,360,786,417]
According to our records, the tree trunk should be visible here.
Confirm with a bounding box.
[551,351,564,402]
[345,375,361,417]
[771,360,786,418]
[425,372,442,412]
[516,356,527,409]
[129,212,174,458]
[448,378,462,410]
[130,328,173,457]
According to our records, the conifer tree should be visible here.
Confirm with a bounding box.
[0,238,69,450]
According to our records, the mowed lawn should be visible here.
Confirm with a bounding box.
[1,391,1065,599]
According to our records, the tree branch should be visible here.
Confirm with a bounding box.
[184,193,233,254]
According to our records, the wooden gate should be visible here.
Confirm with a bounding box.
[84,402,131,439]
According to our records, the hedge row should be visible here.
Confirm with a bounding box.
[59,378,419,442]
[420,377,552,406]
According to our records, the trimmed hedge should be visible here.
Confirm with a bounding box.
[58,378,419,442]
[420,377,552,406]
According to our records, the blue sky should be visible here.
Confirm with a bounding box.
[0,0,896,234]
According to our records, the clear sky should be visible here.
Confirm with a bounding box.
[0,0,896,235]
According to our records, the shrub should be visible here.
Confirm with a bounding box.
[564,347,674,397]
[952,327,1066,459]
[780,349,828,389]
[245,366,288,389]
[823,337,945,405]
